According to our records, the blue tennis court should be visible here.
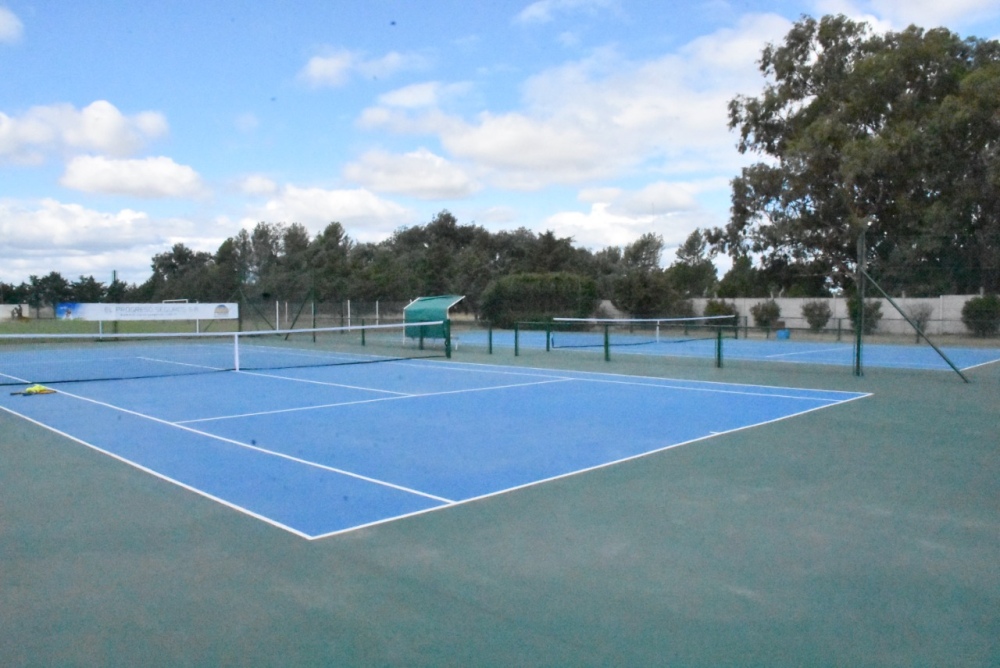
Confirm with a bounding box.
[457,329,1000,371]
[0,356,868,539]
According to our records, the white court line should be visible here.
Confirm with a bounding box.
[763,346,851,359]
[366,359,577,382]
[404,356,869,397]
[138,356,225,371]
[43,387,455,505]
[2,371,31,383]
[236,369,412,395]
[570,376,856,402]
[418,357,869,401]
[177,377,576,424]
[0,403,316,539]
[960,356,1000,371]
[306,390,873,540]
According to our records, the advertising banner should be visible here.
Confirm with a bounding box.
[55,303,239,321]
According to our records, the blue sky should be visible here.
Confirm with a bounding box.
[1,1,998,284]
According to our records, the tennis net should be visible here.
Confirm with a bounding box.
[548,316,737,349]
[0,320,450,387]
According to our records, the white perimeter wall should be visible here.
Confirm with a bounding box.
[0,304,29,320]
[690,295,979,335]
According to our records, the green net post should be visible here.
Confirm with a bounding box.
[715,326,723,368]
[545,322,551,352]
[361,318,366,346]
[419,326,425,350]
[604,324,610,362]
[854,230,866,377]
[444,319,452,359]
[488,324,493,354]
[514,322,519,357]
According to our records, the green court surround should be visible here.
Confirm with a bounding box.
[2,351,998,666]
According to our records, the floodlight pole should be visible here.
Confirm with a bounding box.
[853,227,866,377]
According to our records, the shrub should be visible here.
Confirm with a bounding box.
[750,299,781,329]
[906,303,934,331]
[479,272,598,329]
[961,294,1000,337]
[703,299,738,321]
[847,295,882,335]
[801,300,832,332]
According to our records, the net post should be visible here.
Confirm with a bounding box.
[854,229,866,377]
[514,322,520,357]
[715,326,723,368]
[444,319,452,359]
[604,324,610,362]
[545,322,551,352]
[488,323,493,354]
[233,333,240,371]
[361,318,366,346]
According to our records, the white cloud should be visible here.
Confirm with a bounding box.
[543,200,718,254]
[814,0,1000,30]
[299,49,355,87]
[238,174,278,195]
[514,0,618,25]
[249,185,413,241]
[298,49,430,88]
[442,113,607,188]
[604,181,699,217]
[360,15,789,191]
[60,155,206,199]
[376,81,471,109]
[538,180,718,252]
[0,100,168,164]
[356,51,430,79]
[0,198,222,283]
[0,6,23,43]
[542,202,658,249]
[343,148,480,199]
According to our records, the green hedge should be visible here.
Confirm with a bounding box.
[480,272,598,328]
[962,294,1000,337]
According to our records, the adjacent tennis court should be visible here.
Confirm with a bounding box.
[456,323,1000,372]
[0,340,867,538]
[3,323,999,666]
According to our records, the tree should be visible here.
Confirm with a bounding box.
[714,15,1000,295]
[622,233,664,272]
[27,272,72,309]
[143,243,214,301]
[70,275,106,302]
[716,256,770,298]
[308,222,353,301]
[667,229,717,297]
[611,233,692,316]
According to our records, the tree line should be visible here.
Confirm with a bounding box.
[3,15,998,317]
[1,211,725,318]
